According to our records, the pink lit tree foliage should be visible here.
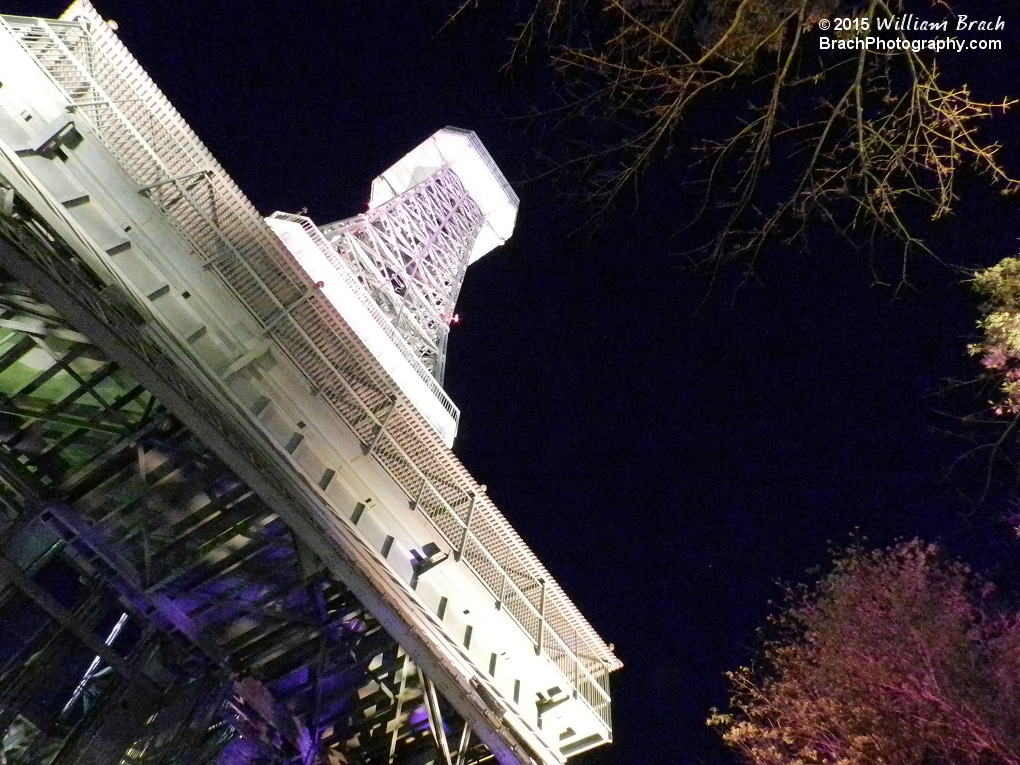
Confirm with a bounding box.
[709,540,1020,765]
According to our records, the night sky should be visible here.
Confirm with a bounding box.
[8,1,1020,763]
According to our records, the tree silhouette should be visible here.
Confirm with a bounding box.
[709,540,1020,765]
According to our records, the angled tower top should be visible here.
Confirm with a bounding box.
[368,127,519,264]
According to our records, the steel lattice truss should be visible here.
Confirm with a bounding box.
[0,216,488,765]
[320,171,484,384]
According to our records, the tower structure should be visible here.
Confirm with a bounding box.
[321,128,517,387]
[265,129,516,447]
[0,3,618,765]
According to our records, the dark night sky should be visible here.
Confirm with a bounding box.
[9,1,1020,763]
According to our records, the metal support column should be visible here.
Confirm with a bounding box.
[420,670,455,765]
[454,492,477,563]
[535,578,547,657]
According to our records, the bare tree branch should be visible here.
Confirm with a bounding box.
[469,0,1019,275]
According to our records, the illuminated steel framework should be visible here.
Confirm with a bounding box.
[322,161,482,384]
[0,3,618,764]
[317,126,518,388]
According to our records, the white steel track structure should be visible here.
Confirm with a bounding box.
[0,2,619,763]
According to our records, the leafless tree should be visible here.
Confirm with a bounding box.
[468,0,1019,274]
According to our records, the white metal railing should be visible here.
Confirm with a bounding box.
[2,4,619,733]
